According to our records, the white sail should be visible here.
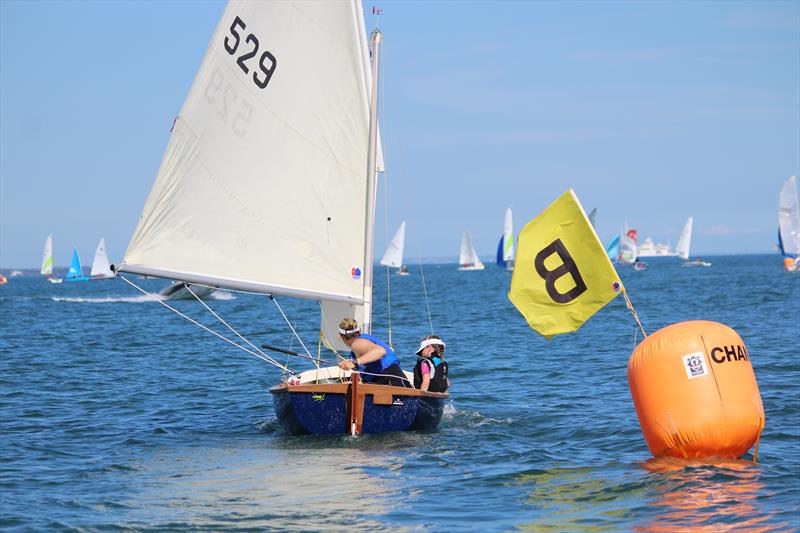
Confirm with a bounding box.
[380,221,405,268]
[41,234,54,275]
[675,216,693,260]
[90,238,114,278]
[502,208,514,263]
[779,176,799,257]
[618,232,637,264]
[118,1,377,304]
[459,232,484,268]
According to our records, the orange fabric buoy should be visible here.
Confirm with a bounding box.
[628,320,765,459]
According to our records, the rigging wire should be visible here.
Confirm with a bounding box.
[417,244,435,335]
[184,283,283,367]
[118,276,291,373]
[269,295,315,359]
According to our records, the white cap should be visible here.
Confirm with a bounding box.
[415,338,445,355]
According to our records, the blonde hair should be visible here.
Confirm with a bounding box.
[420,335,445,357]
[339,317,361,339]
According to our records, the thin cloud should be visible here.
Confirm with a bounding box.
[704,224,737,236]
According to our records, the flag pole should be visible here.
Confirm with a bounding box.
[622,289,647,338]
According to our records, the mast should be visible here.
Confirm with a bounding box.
[362,28,382,334]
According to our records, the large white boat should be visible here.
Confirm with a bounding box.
[636,216,694,259]
[635,238,674,257]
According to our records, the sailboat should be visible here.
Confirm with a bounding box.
[65,248,90,282]
[618,228,637,265]
[778,176,799,272]
[380,220,409,275]
[459,232,484,270]
[40,234,62,283]
[605,235,620,262]
[114,1,446,435]
[90,238,115,280]
[496,207,515,270]
[675,216,709,267]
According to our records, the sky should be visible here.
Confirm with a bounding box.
[1,0,798,269]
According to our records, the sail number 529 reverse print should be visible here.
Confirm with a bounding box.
[224,16,276,89]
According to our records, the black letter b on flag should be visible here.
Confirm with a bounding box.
[534,239,587,304]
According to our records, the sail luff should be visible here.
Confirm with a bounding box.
[361,28,382,334]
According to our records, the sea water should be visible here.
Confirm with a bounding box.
[1,254,798,531]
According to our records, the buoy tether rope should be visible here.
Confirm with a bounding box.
[622,288,646,338]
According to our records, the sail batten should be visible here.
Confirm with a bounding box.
[120,1,375,303]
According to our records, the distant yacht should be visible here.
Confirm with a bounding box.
[65,248,90,282]
[90,238,115,280]
[41,234,62,283]
[458,231,484,271]
[379,221,410,276]
[496,207,515,271]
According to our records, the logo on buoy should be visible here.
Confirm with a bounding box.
[682,352,708,379]
[351,267,362,280]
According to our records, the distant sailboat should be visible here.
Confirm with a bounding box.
[65,248,90,282]
[459,232,484,271]
[676,217,710,267]
[496,207,515,270]
[41,234,62,283]
[618,229,637,265]
[90,238,115,280]
[778,176,799,272]
[380,220,409,275]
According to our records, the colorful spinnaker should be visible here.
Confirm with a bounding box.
[509,189,623,337]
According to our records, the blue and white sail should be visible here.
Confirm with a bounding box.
[605,235,620,261]
[66,248,89,282]
[496,207,515,270]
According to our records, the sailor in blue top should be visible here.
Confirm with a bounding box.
[336,317,409,387]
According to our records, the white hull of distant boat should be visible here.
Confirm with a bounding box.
[682,259,711,267]
[458,263,485,271]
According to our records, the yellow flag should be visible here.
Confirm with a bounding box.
[508,189,623,337]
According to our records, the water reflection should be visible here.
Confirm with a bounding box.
[514,464,649,531]
[513,458,787,532]
[115,440,402,531]
[636,457,784,532]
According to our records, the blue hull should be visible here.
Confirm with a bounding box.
[271,384,446,436]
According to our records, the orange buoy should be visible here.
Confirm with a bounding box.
[628,320,765,459]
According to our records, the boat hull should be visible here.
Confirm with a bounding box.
[270,382,446,436]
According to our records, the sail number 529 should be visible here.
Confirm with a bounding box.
[224,16,276,89]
